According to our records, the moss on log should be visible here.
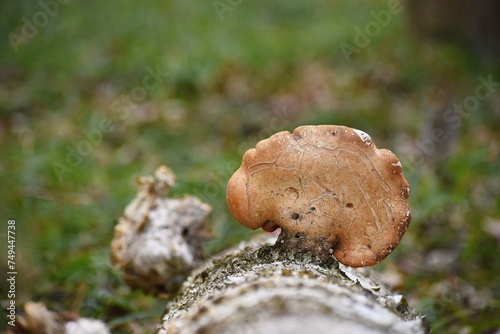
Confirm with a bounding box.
[156,236,429,334]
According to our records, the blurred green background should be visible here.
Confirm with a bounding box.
[1,0,499,333]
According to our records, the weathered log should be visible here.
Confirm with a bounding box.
[110,166,429,333]
[110,166,212,295]
[155,236,429,334]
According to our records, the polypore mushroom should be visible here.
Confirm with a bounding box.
[226,125,411,267]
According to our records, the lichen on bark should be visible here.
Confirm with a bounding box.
[156,235,429,334]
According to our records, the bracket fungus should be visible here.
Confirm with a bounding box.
[111,166,212,295]
[226,125,411,267]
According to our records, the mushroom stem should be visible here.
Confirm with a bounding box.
[275,230,335,256]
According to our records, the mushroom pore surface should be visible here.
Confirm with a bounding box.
[226,125,411,267]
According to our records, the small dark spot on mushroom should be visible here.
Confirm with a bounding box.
[293,133,302,140]
[295,234,301,239]
[310,207,316,212]
[346,203,354,209]
[291,212,300,220]
[181,227,189,237]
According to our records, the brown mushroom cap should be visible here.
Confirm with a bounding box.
[226,125,411,267]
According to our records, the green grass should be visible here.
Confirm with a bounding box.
[1,0,499,332]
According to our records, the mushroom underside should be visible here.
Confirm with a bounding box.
[268,214,403,267]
